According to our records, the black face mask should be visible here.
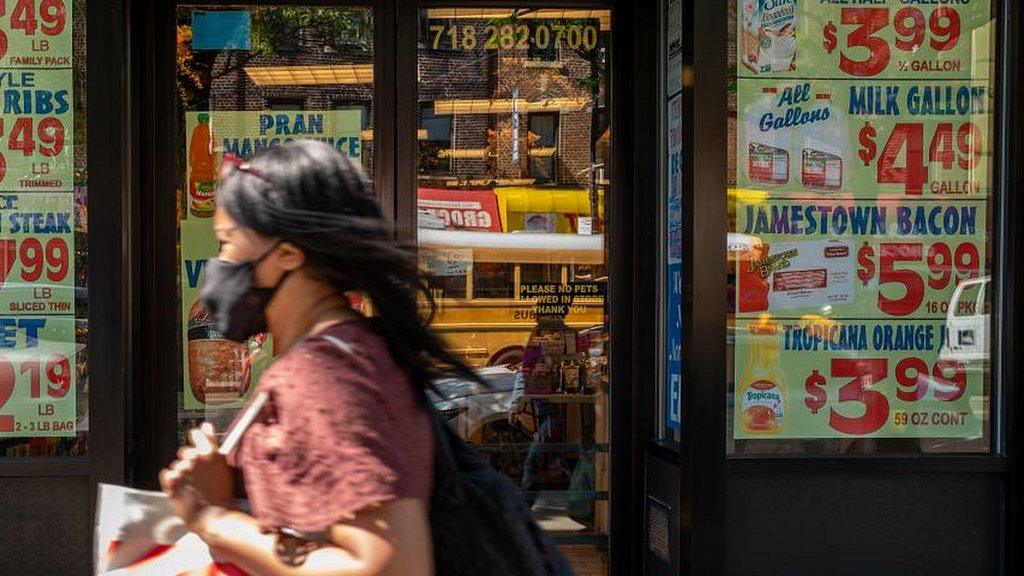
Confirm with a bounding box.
[200,244,289,343]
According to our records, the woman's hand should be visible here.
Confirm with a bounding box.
[159,423,235,530]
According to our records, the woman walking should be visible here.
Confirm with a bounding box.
[159,140,479,575]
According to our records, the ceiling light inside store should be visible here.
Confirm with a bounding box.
[244,64,374,86]
[361,129,428,140]
[432,97,589,115]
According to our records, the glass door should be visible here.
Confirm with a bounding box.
[416,8,612,574]
[173,5,374,438]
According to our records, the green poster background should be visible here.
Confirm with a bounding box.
[0,68,75,192]
[734,197,987,320]
[0,315,77,437]
[736,78,994,199]
[0,192,75,313]
[737,0,994,80]
[733,318,984,439]
[180,110,362,411]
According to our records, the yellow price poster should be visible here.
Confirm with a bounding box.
[0,68,74,191]
[0,315,76,437]
[735,197,986,320]
[0,0,73,68]
[736,78,993,199]
[738,0,993,80]
[0,192,75,313]
[734,318,984,440]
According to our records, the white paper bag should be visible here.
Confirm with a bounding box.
[94,483,247,576]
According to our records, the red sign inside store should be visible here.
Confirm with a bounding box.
[418,188,502,232]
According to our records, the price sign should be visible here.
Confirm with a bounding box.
[738,1,991,80]
[734,318,982,439]
[0,0,72,68]
[732,0,993,445]
[0,315,76,437]
[736,198,986,320]
[0,69,74,191]
[736,78,992,198]
[0,192,74,313]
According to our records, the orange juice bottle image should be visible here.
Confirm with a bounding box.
[188,113,217,218]
[739,321,787,435]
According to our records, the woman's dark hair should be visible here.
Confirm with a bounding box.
[216,139,481,390]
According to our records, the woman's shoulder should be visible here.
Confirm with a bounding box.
[261,320,402,396]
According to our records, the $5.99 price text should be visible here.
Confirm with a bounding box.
[856,240,980,317]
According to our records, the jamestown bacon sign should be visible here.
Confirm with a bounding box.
[418,188,502,232]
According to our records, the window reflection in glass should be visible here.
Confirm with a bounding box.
[174,6,374,441]
[418,8,611,573]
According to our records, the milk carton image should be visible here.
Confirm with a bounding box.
[741,0,797,74]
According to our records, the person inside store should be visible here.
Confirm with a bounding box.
[159,140,483,575]
[508,301,588,512]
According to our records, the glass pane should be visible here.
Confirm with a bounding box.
[726,1,997,454]
[174,6,373,441]
[0,0,88,458]
[418,8,611,572]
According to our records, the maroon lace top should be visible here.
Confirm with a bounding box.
[228,320,433,534]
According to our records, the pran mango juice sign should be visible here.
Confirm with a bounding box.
[180,110,362,410]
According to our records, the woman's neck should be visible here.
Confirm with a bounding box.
[268,294,355,355]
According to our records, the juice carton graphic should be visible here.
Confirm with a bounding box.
[740,0,797,74]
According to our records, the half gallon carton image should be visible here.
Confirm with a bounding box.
[740,0,797,74]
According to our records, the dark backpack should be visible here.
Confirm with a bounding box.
[428,408,574,576]
[320,333,572,575]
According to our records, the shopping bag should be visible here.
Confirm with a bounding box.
[95,394,266,574]
[94,483,248,576]
[566,450,595,526]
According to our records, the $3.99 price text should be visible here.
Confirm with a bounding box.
[803,357,968,436]
[0,352,71,433]
[822,6,962,77]
[856,240,980,317]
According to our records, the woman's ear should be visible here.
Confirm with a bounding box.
[276,242,306,271]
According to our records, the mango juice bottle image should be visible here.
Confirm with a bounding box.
[188,113,217,218]
[739,321,787,435]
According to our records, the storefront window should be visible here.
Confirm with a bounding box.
[726,0,997,454]
[0,0,88,458]
[174,6,373,440]
[418,8,611,572]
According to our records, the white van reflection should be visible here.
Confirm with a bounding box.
[940,276,990,365]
